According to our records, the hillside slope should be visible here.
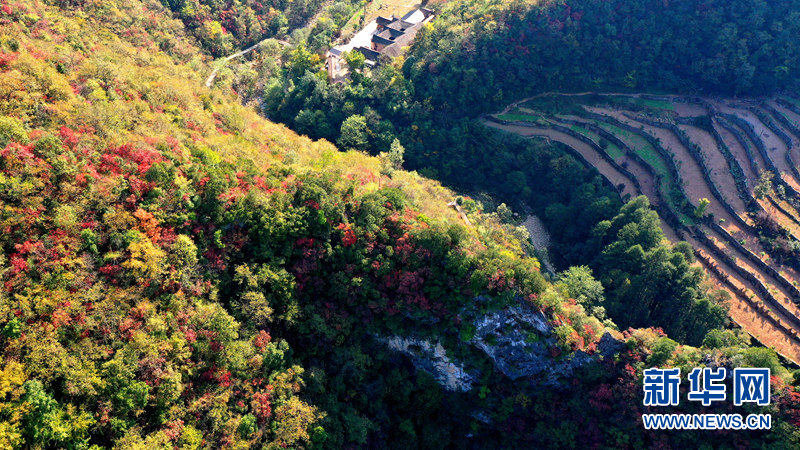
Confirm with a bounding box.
[0,0,800,448]
[0,1,597,447]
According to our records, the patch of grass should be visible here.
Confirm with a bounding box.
[635,98,675,111]
[604,144,625,160]
[497,113,544,123]
[520,95,586,116]
[590,94,675,113]
[594,122,671,177]
[566,124,625,160]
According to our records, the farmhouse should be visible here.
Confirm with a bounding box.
[364,8,433,59]
[327,7,434,80]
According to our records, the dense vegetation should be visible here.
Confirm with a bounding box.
[157,0,364,56]
[256,0,800,342]
[262,50,727,344]
[157,0,312,55]
[407,0,800,116]
[1,0,800,448]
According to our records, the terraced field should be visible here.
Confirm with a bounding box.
[483,93,800,363]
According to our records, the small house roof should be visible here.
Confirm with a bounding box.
[377,27,405,38]
[376,16,393,26]
[386,20,415,31]
[355,46,381,62]
[381,43,408,59]
[371,34,395,46]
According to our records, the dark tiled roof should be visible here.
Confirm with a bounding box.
[372,34,395,46]
[357,9,433,63]
[386,20,415,31]
[355,46,381,61]
[382,26,407,37]
[380,23,423,57]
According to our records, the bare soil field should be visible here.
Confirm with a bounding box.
[680,124,748,213]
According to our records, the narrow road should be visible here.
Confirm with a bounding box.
[205,39,290,87]
[205,0,333,88]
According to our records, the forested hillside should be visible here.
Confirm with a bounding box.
[2,0,800,448]
[407,0,800,116]
[256,0,800,345]
[157,0,318,55]
[156,0,364,56]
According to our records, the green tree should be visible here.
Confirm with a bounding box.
[338,114,368,150]
[343,50,366,71]
[0,117,28,148]
[387,138,405,169]
[288,45,314,78]
[694,198,711,218]
[703,329,744,348]
[379,138,405,173]
[754,171,774,199]
[558,266,604,309]
[648,337,678,366]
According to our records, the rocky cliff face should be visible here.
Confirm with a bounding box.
[381,297,626,391]
[469,300,588,383]
[381,336,476,392]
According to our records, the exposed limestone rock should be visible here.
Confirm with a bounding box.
[598,331,626,357]
[380,336,476,391]
[379,299,626,391]
[468,299,596,383]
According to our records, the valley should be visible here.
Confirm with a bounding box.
[485,93,800,362]
[5,0,800,446]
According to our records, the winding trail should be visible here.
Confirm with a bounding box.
[205,39,290,88]
[203,0,334,88]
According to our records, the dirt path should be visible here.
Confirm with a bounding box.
[674,102,708,117]
[621,114,800,305]
[482,120,678,242]
[205,39,290,87]
[203,0,334,88]
[694,239,800,362]
[766,100,800,164]
[704,225,800,316]
[593,107,735,219]
[761,197,800,237]
[713,118,762,184]
[581,108,800,294]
